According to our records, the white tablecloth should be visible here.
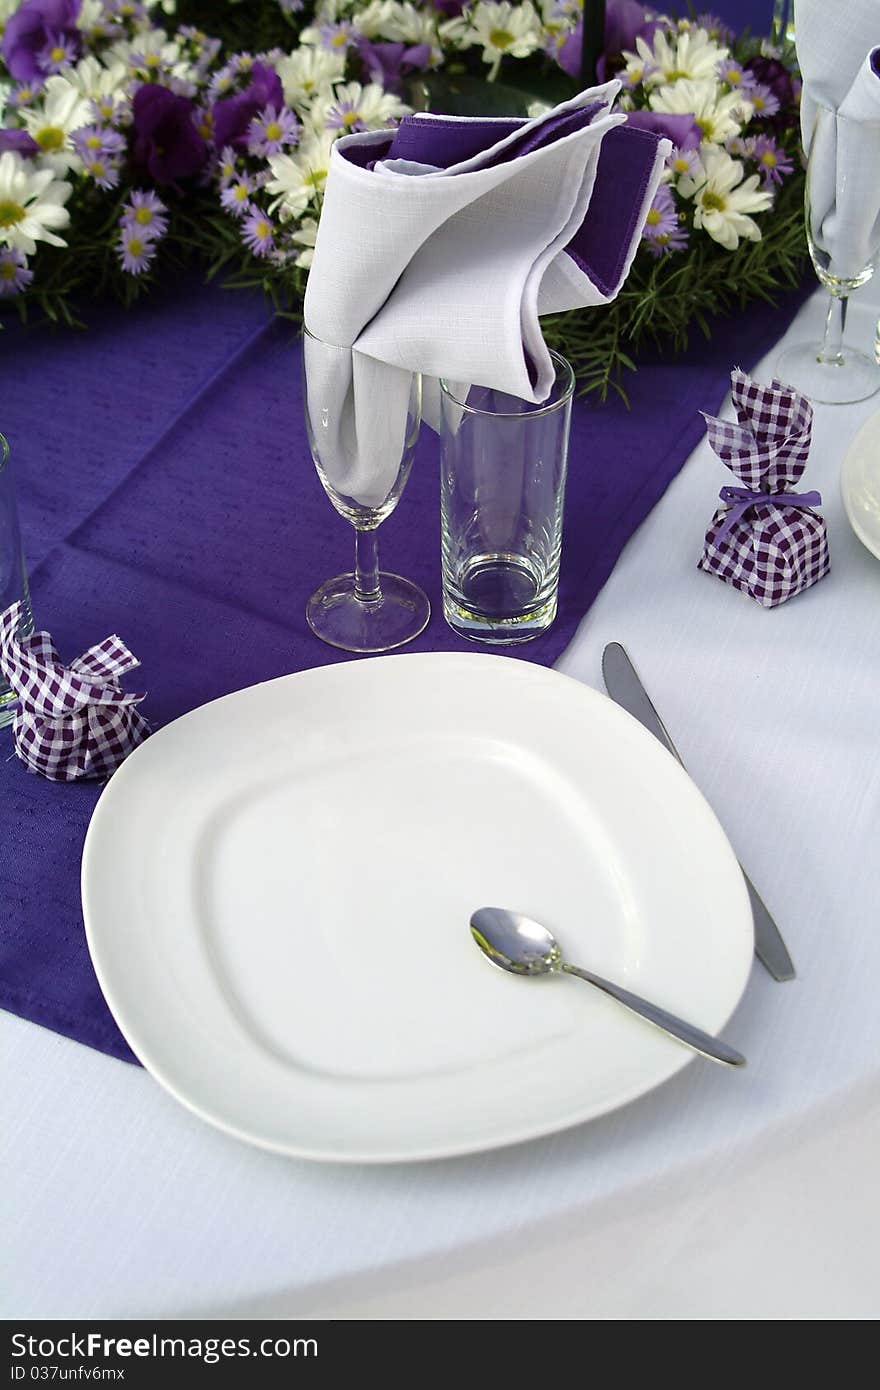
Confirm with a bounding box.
[4,280,880,1321]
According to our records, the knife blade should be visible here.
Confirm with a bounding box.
[601,641,795,982]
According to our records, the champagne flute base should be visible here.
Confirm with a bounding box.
[776,342,880,404]
[306,573,430,653]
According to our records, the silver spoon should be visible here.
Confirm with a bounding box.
[470,908,746,1068]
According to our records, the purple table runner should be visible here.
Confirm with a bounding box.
[0,278,806,1064]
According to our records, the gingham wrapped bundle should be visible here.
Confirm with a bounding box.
[0,601,149,781]
[698,370,830,608]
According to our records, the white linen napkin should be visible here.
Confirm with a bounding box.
[303,84,669,506]
[795,0,880,281]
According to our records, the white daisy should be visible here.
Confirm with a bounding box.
[349,1,399,39]
[266,132,337,218]
[109,28,195,83]
[66,56,130,120]
[316,80,409,134]
[678,147,773,249]
[275,46,347,110]
[650,79,750,145]
[291,215,319,269]
[19,75,92,172]
[0,150,72,255]
[634,28,728,88]
[462,2,544,80]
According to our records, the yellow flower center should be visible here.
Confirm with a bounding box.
[35,125,65,151]
[127,236,145,257]
[87,159,106,178]
[198,119,211,138]
[145,54,161,68]
[233,182,248,201]
[489,28,514,50]
[331,33,348,48]
[0,258,20,280]
[753,94,766,110]
[18,87,33,103]
[701,190,726,212]
[306,167,326,192]
[695,116,714,137]
[239,56,253,69]
[672,157,689,172]
[119,2,135,14]
[134,207,154,225]
[341,109,359,128]
[85,134,102,150]
[760,150,777,167]
[265,121,282,141]
[727,67,742,84]
[254,219,269,239]
[49,45,66,63]
[98,101,114,119]
[645,208,662,226]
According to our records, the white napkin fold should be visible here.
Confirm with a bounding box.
[303,83,669,506]
[795,0,880,281]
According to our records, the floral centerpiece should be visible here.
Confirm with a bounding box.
[0,0,806,396]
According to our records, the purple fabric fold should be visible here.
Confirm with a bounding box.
[0,275,810,1063]
[379,107,664,302]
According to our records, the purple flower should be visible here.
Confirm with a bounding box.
[748,83,781,119]
[696,13,736,44]
[0,247,33,297]
[8,81,45,108]
[666,145,700,179]
[0,128,40,156]
[625,110,701,150]
[357,38,432,93]
[220,172,255,218]
[751,134,794,185]
[116,225,157,276]
[246,104,299,158]
[36,30,77,74]
[325,97,367,133]
[81,154,121,189]
[211,61,284,152]
[744,56,796,111]
[718,58,756,90]
[131,84,208,184]
[642,183,688,257]
[120,190,169,239]
[278,0,304,11]
[319,23,353,53]
[71,124,126,160]
[1,0,80,83]
[432,0,466,13]
[241,205,274,258]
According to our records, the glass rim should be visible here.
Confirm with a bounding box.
[439,350,575,419]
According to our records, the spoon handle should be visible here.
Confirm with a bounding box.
[560,964,746,1068]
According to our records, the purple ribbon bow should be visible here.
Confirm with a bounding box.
[714,484,823,545]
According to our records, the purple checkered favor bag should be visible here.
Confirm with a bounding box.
[698,369,829,608]
[0,601,149,780]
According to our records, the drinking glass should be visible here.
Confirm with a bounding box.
[777,105,880,404]
[302,329,430,652]
[439,351,574,644]
[0,432,34,727]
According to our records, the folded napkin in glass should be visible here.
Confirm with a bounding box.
[0,600,149,780]
[698,370,829,608]
[796,0,880,280]
[303,83,669,506]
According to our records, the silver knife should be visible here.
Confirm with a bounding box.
[602,642,795,982]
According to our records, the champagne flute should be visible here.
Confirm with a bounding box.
[302,329,430,652]
[777,105,880,404]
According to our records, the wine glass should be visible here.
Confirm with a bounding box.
[777,105,880,404]
[302,328,430,652]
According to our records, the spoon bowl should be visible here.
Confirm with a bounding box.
[469,907,746,1068]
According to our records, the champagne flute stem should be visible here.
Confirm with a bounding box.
[819,292,847,366]
[353,527,381,603]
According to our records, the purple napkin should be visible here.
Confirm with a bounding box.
[0,600,149,780]
[698,370,830,607]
